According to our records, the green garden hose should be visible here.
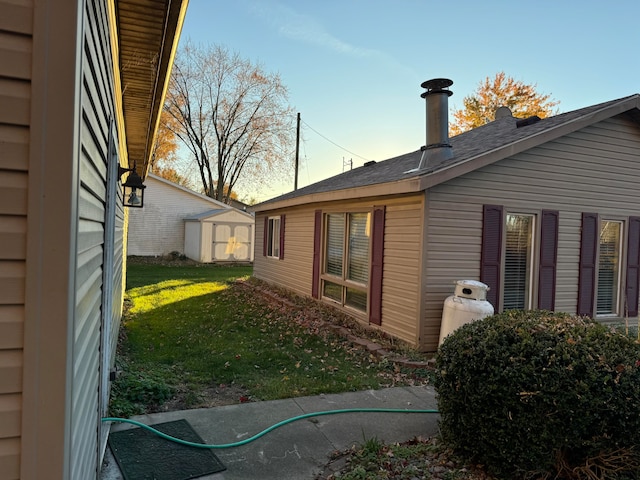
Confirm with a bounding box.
[102,407,439,449]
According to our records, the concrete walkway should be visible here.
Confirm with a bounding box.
[100,385,440,480]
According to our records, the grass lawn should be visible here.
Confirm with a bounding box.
[110,262,430,417]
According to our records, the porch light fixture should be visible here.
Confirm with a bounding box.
[118,166,146,208]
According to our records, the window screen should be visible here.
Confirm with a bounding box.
[597,221,621,315]
[325,214,344,276]
[267,217,280,258]
[322,212,370,313]
[347,213,370,284]
[504,214,534,310]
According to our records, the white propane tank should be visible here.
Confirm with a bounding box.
[438,280,494,346]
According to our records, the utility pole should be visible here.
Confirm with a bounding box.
[294,112,300,190]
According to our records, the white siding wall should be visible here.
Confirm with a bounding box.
[423,115,640,350]
[69,0,127,476]
[72,1,117,477]
[127,176,229,257]
[184,222,202,261]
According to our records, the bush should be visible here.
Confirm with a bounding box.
[109,365,176,417]
[434,310,640,479]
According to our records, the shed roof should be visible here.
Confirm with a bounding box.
[184,208,255,222]
[147,173,231,208]
[253,94,640,212]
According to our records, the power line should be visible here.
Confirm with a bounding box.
[300,118,370,162]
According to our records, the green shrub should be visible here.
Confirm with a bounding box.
[109,366,176,417]
[434,310,640,479]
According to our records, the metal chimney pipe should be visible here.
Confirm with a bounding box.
[420,78,453,164]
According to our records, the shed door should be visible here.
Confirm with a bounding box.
[212,223,252,261]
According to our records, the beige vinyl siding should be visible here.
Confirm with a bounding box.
[254,207,315,297]
[380,200,424,346]
[255,195,424,346]
[423,115,640,350]
[0,0,31,476]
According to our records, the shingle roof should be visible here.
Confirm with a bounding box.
[256,94,640,208]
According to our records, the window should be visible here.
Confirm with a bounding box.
[503,214,535,310]
[596,220,622,316]
[482,205,559,313]
[578,214,640,319]
[263,214,285,259]
[322,212,370,312]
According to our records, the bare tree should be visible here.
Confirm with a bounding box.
[163,42,295,202]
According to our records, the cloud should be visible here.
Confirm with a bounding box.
[249,2,380,58]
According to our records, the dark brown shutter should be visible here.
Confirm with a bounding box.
[577,212,598,317]
[538,210,559,310]
[481,205,503,309]
[369,206,385,326]
[279,214,286,260]
[311,210,322,299]
[626,216,640,317]
[263,216,268,257]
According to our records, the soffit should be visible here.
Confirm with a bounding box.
[116,0,187,177]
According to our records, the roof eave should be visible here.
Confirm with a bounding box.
[251,176,424,213]
[116,0,189,177]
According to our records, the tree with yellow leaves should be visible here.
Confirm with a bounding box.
[450,72,559,136]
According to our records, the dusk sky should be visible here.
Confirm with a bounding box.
[177,0,640,201]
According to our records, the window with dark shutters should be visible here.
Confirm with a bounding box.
[481,205,504,309]
[369,206,385,326]
[264,215,284,259]
[597,221,622,316]
[578,213,598,317]
[538,210,559,311]
[626,217,640,317]
[312,210,322,298]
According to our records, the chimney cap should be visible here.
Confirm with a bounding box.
[421,78,453,89]
[420,78,453,98]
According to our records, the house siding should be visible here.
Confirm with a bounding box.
[423,115,640,350]
[254,206,315,297]
[127,176,231,257]
[254,195,424,346]
[71,1,125,477]
[380,201,424,345]
[0,0,31,476]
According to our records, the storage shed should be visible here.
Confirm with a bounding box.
[184,208,255,262]
[128,173,255,261]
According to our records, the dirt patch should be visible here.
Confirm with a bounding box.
[159,383,252,411]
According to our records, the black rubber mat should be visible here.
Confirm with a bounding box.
[108,419,226,480]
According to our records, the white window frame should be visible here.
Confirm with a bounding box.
[502,212,536,311]
[266,216,280,258]
[596,219,623,317]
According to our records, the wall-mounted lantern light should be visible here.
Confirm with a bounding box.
[118,166,146,208]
